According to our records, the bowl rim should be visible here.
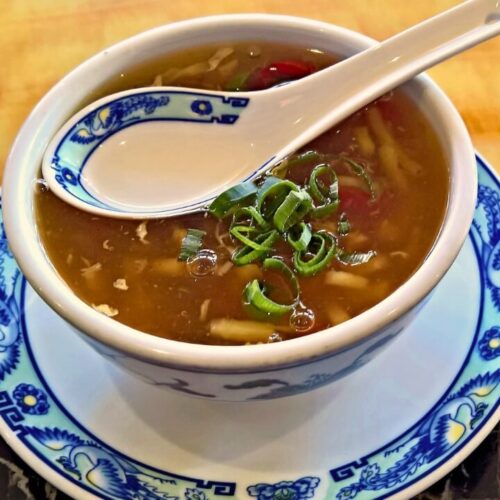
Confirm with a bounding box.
[2,13,477,373]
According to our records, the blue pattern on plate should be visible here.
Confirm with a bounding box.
[0,220,21,382]
[48,90,250,212]
[0,155,498,499]
[12,383,50,415]
[247,477,320,499]
[478,327,500,360]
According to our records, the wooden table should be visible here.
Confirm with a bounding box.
[1,0,498,176]
[0,2,498,499]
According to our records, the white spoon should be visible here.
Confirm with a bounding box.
[43,0,499,219]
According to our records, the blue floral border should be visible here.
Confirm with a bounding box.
[0,155,498,499]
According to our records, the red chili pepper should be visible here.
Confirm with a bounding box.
[339,187,371,215]
[272,60,316,78]
[245,60,316,91]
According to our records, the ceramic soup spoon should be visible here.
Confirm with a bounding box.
[42,0,499,219]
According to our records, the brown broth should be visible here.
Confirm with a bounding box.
[35,42,449,345]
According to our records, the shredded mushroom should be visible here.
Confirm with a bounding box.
[81,262,102,276]
[113,278,128,291]
[136,221,149,244]
[92,304,119,317]
[152,47,235,86]
[200,299,211,322]
[216,261,233,276]
[207,47,234,71]
[209,319,275,342]
[103,240,114,251]
[325,271,369,289]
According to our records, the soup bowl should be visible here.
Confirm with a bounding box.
[2,14,476,401]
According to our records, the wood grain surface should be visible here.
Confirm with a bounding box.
[1,0,498,177]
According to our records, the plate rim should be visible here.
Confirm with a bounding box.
[0,152,498,500]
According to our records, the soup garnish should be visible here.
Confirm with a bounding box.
[203,155,379,317]
[35,42,449,345]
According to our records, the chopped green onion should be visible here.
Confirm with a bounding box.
[299,233,327,266]
[337,249,376,266]
[309,164,337,200]
[338,213,350,236]
[231,206,268,229]
[293,232,337,276]
[287,222,312,251]
[263,257,300,296]
[209,181,258,218]
[178,228,206,261]
[273,189,312,232]
[243,257,299,316]
[230,225,271,251]
[244,281,290,316]
[340,156,376,199]
[257,175,282,192]
[271,150,323,178]
[232,230,279,265]
[291,150,323,165]
[225,70,250,91]
[311,200,338,219]
[204,148,379,323]
[308,164,339,218]
[256,178,299,219]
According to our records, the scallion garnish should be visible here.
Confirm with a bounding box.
[272,150,323,178]
[178,228,206,261]
[243,257,299,316]
[340,156,376,199]
[308,164,339,218]
[206,150,378,319]
[256,178,298,219]
[230,225,272,251]
[293,232,337,276]
[338,213,350,236]
[232,230,279,265]
[231,206,268,229]
[273,189,312,232]
[225,70,251,91]
[287,222,312,251]
[337,249,376,266]
[209,180,258,218]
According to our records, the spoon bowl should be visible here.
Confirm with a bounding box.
[42,0,499,218]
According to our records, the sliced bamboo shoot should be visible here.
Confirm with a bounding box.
[209,319,274,342]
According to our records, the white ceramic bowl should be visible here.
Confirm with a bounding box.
[2,14,476,401]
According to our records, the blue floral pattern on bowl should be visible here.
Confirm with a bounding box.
[0,155,498,499]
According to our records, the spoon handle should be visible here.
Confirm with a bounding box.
[268,0,500,157]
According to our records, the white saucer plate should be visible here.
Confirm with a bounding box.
[0,154,498,500]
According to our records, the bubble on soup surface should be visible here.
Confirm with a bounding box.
[187,249,218,277]
[268,332,283,343]
[247,45,261,58]
[290,307,316,333]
